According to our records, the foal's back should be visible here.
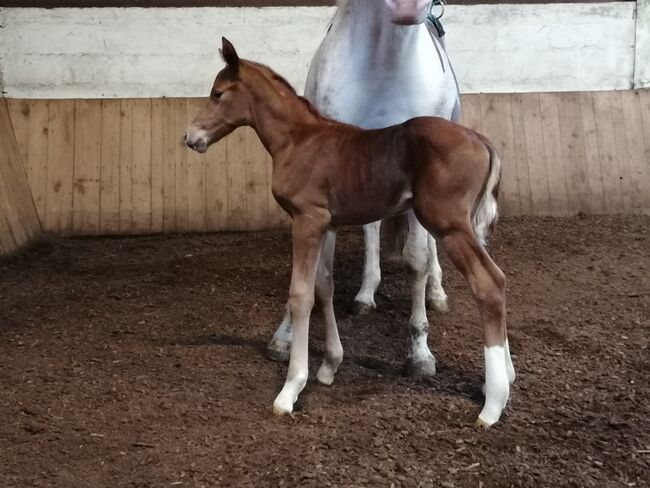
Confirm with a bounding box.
[289,116,492,226]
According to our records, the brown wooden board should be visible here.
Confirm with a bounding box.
[99,99,122,233]
[636,90,650,213]
[538,93,570,215]
[131,99,153,234]
[162,99,177,232]
[26,101,50,223]
[45,100,75,234]
[592,91,625,213]
[73,99,102,234]
[509,94,534,215]
[150,99,165,232]
[619,91,647,213]
[577,92,606,214]
[6,100,30,165]
[0,99,41,252]
[119,100,134,233]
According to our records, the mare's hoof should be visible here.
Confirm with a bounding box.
[475,417,492,429]
[316,364,337,386]
[272,395,295,416]
[352,300,376,315]
[272,404,293,417]
[266,340,290,362]
[404,357,437,378]
[428,295,449,313]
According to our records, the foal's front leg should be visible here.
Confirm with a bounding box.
[273,215,328,415]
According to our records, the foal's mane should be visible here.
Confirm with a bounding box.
[246,60,339,124]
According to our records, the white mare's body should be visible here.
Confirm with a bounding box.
[268,0,461,377]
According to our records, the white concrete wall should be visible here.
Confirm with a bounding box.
[636,0,650,88]
[0,3,640,98]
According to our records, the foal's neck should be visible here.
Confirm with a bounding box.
[245,73,324,157]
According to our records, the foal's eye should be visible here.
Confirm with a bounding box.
[210,91,223,101]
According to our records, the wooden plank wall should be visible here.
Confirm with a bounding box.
[0,99,41,254]
[5,90,650,237]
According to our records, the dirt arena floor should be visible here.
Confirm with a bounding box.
[0,215,648,487]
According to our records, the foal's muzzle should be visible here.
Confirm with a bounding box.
[183,129,208,153]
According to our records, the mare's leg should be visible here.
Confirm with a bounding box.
[353,221,382,314]
[273,215,327,415]
[315,231,344,386]
[403,213,437,377]
[267,307,292,362]
[426,234,449,312]
[433,225,511,426]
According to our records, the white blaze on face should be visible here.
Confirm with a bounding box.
[384,0,431,25]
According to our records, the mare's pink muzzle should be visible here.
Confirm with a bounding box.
[385,0,431,25]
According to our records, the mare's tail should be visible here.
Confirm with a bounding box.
[472,143,502,246]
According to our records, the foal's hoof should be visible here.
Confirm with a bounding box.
[352,300,376,315]
[266,340,290,362]
[404,356,437,378]
[427,295,449,313]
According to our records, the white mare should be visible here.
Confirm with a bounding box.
[267,0,461,378]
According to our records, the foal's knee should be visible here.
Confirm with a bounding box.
[289,285,315,319]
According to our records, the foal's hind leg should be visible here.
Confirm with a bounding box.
[403,213,437,378]
[416,211,512,426]
[315,231,344,386]
[267,308,292,362]
[435,226,511,426]
[353,221,382,314]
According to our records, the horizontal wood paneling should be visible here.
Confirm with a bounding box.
[4,91,650,239]
[0,99,41,255]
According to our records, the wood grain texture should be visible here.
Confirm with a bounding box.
[0,99,41,254]
[73,99,102,234]
[99,99,121,234]
[3,90,649,245]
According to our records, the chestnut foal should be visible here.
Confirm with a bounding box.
[185,39,515,427]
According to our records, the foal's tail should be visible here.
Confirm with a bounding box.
[473,143,502,246]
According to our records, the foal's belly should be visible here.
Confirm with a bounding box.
[328,186,413,227]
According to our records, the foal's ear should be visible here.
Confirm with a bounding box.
[220,37,240,69]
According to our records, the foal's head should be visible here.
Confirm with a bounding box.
[384,0,432,25]
[184,38,255,153]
